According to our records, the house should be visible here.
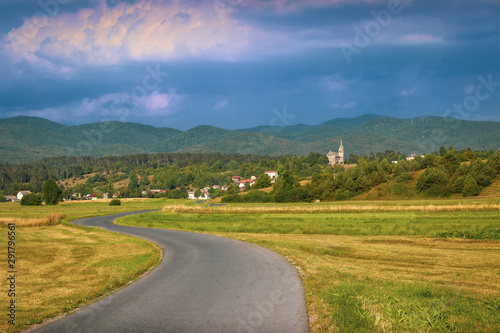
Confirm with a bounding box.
[231,176,242,183]
[4,195,17,202]
[112,193,119,199]
[187,190,209,200]
[391,160,398,164]
[406,154,425,161]
[327,139,345,165]
[250,175,260,181]
[17,190,31,200]
[238,179,254,190]
[264,171,279,183]
[150,189,166,195]
[102,193,109,200]
[85,193,97,200]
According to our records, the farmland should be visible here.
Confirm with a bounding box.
[118,199,500,332]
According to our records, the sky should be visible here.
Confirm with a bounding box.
[0,0,499,131]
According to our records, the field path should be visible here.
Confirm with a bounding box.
[29,210,308,333]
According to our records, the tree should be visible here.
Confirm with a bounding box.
[227,183,239,194]
[0,194,5,202]
[109,199,121,206]
[42,179,63,205]
[194,188,202,198]
[253,174,271,189]
[439,145,447,156]
[21,193,43,206]
[127,171,138,190]
[462,174,481,197]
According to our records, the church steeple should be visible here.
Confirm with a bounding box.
[339,138,344,151]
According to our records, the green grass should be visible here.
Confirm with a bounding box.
[117,199,500,332]
[118,210,500,239]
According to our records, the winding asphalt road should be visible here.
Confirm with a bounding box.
[30,211,308,333]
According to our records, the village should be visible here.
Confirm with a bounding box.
[3,142,428,203]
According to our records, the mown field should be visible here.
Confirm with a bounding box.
[1,198,499,332]
[117,199,500,332]
[0,199,173,333]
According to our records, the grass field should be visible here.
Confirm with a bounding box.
[0,199,175,333]
[117,199,500,332]
[1,198,499,332]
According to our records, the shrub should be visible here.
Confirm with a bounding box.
[42,179,63,205]
[462,175,481,197]
[109,199,121,206]
[221,194,243,203]
[389,183,414,198]
[21,193,43,206]
[395,172,413,183]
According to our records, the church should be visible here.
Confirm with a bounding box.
[326,140,345,165]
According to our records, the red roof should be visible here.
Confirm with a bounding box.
[239,179,252,183]
[265,170,277,173]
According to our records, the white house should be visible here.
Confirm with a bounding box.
[187,190,209,200]
[17,191,31,200]
[264,171,279,183]
[238,179,255,190]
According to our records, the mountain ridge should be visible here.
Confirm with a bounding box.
[1,114,498,164]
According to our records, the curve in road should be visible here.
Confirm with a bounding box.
[29,210,308,333]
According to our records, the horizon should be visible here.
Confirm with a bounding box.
[4,113,499,132]
[1,0,500,130]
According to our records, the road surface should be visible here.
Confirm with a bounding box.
[29,210,308,333]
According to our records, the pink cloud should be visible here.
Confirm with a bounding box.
[3,0,255,69]
[400,86,418,96]
[397,34,442,45]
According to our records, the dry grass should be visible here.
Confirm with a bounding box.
[0,213,64,227]
[0,224,160,333]
[194,232,500,332]
[61,197,149,204]
[162,202,500,214]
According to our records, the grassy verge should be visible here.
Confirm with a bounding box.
[0,200,173,333]
[117,200,500,332]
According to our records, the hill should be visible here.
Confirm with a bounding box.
[0,114,499,164]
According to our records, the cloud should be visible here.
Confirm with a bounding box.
[6,90,178,123]
[2,0,255,70]
[396,34,443,45]
[400,86,417,96]
[320,75,355,91]
[331,101,357,109]
[212,99,229,110]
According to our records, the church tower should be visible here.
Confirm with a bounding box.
[339,139,344,164]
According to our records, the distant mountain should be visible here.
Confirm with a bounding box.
[0,114,498,164]
[321,114,387,128]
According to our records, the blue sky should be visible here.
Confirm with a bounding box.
[0,0,499,130]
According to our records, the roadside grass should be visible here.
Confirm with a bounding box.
[117,199,500,332]
[120,210,500,239]
[0,199,174,333]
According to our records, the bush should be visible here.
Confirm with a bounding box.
[389,183,414,198]
[109,199,121,206]
[42,179,63,205]
[462,175,481,197]
[21,193,43,206]
[395,172,413,183]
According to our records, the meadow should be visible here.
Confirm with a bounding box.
[117,199,500,332]
[0,198,498,332]
[0,199,171,333]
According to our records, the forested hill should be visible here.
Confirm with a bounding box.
[1,115,499,164]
